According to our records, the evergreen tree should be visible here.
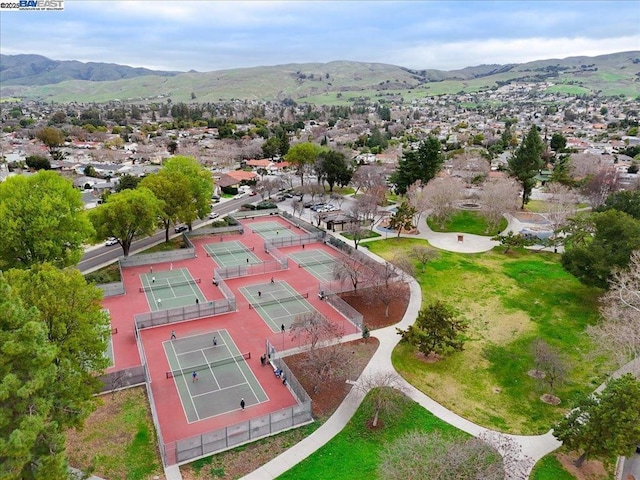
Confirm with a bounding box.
[508,125,545,208]
[391,136,444,194]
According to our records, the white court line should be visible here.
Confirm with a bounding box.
[169,340,199,422]
[202,350,221,390]
[191,380,249,399]
[221,331,261,402]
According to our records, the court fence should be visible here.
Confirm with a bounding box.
[231,208,279,219]
[99,365,146,392]
[119,247,196,268]
[266,339,312,406]
[187,224,244,236]
[214,260,283,280]
[264,240,289,269]
[280,210,326,236]
[97,281,125,297]
[264,232,324,248]
[134,298,236,329]
[318,287,363,332]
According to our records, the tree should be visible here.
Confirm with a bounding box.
[388,201,416,239]
[140,170,191,242]
[162,156,213,228]
[587,251,640,366]
[351,164,387,197]
[542,183,578,252]
[356,374,408,428]
[561,210,640,288]
[2,265,110,478]
[115,173,141,192]
[285,142,320,186]
[333,256,372,293]
[379,431,504,480]
[405,180,430,231]
[553,374,640,467]
[262,136,280,159]
[290,311,343,351]
[492,231,535,254]
[0,273,66,479]
[580,166,620,209]
[424,176,464,226]
[316,149,352,192]
[303,342,351,393]
[391,136,444,194]
[397,301,467,357]
[531,339,568,401]
[25,155,51,171]
[481,178,521,232]
[596,189,640,220]
[508,125,545,208]
[409,246,439,272]
[0,171,94,270]
[35,126,65,160]
[89,187,163,256]
[550,132,567,152]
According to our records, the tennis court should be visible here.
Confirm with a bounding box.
[249,221,297,240]
[239,280,316,332]
[204,240,261,267]
[140,268,206,312]
[104,309,115,367]
[164,329,268,423]
[288,249,337,282]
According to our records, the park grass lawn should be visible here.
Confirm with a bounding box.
[427,210,508,236]
[530,454,576,480]
[142,237,185,253]
[277,389,467,480]
[526,200,548,213]
[84,262,121,284]
[331,186,355,196]
[341,229,381,241]
[66,387,162,480]
[368,239,605,434]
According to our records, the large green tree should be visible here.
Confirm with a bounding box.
[596,190,640,220]
[388,201,416,239]
[316,149,353,192]
[391,136,444,194]
[162,156,213,228]
[0,171,94,270]
[1,265,110,479]
[553,374,640,467]
[397,301,467,357]
[285,142,321,186]
[507,125,545,208]
[141,169,192,242]
[561,210,640,288]
[89,187,163,256]
[35,127,65,161]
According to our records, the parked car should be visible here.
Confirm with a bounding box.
[105,237,118,246]
[208,212,220,219]
[233,193,245,199]
[174,224,188,233]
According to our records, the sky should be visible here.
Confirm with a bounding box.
[1,1,639,73]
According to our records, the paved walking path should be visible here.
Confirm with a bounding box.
[242,213,563,479]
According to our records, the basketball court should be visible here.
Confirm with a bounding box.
[163,329,268,423]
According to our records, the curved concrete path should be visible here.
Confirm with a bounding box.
[242,220,561,480]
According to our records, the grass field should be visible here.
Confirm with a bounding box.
[427,210,508,236]
[530,455,576,480]
[277,389,469,480]
[368,239,605,434]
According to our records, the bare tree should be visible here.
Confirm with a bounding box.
[356,373,407,427]
[290,311,343,350]
[542,182,578,251]
[409,245,439,272]
[329,193,345,210]
[450,152,490,185]
[587,251,640,366]
[256,177,282,199]
[333,256,372,293]
[479,431,534,480]
[351,164,386,196]
[481,177,521,232]
[304,342,351,393]
[389,253,416,279]
[344,220,367,250]
[291,198,304,218]
[424,176,464,226]
[581,166,620,209]
[367,261,404,317]
[350,193,380,225]
[531,339,568,401]
[406,180,430,231]
[379,430,505,480]
[568,152,605,179]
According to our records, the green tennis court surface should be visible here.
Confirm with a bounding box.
[164,329,267,423]
[204,240,261,267]
[288,250,337,282]
[239,280,316,332]
[249,221,297,240]
[140,268,206,311]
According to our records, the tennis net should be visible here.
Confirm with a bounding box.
[297,257,335,267]
[166,352,251,379]
[248,292,309,309]
[139,278,201,293]
[207,245,255,256]
[251,224,292,233]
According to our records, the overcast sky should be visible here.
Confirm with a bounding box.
[1,1,638,72]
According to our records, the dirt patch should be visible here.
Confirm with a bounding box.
[557,452,609,480]
[540,393,561,405]
[339,282,410,330]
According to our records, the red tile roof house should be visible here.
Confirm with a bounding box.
[216,170,258,190]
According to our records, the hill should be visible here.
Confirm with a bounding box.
[1,51,638,104]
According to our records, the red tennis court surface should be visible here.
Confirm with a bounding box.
[102,214,360,461]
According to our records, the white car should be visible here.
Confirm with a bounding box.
[233,193,245,199]
[208,212,220,219]
[105,237,118,246]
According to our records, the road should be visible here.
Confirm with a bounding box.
[622,451,640,480]
[77,196,253,274]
